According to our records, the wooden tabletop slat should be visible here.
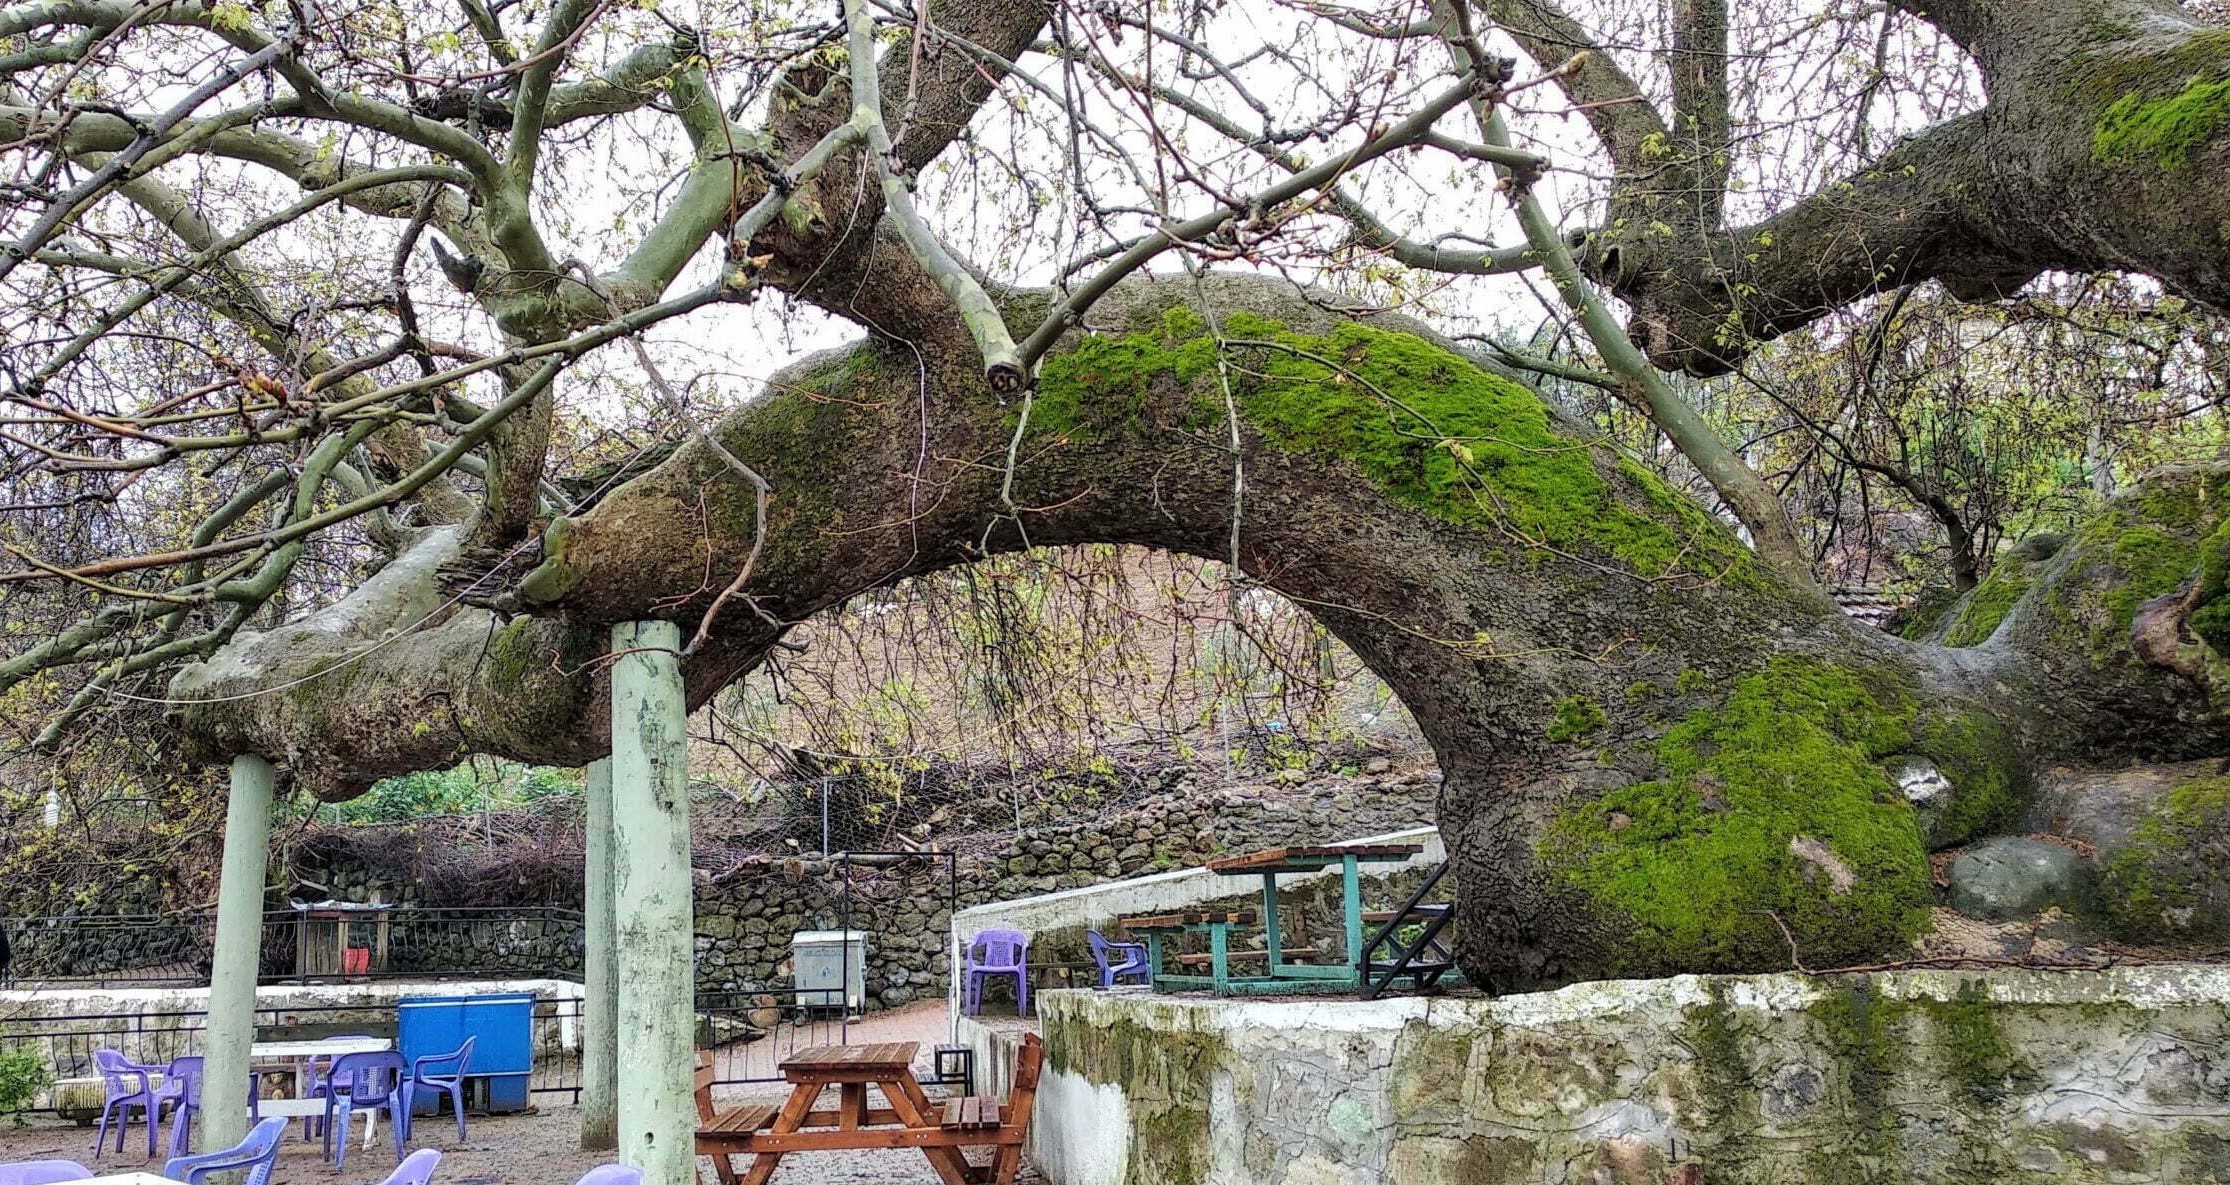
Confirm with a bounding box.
[1205,844,1423,872]
[780,1042,919,1072]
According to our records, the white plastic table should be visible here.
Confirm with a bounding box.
[249,1036,395,1147]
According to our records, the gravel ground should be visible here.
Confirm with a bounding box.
[0,1002,1044,1184]
[0,1105,1043,1185]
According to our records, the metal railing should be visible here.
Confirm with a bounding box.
[0,988,879,1113]
[3,907,586,988]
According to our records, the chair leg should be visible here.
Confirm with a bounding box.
[144,1102,157,1158]
[1015,971,1028,1017]
[93,1103,110,1156]
[452,1083,467,1142]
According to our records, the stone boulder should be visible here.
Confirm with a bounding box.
[1946,838,2096,922]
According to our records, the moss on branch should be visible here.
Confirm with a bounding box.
[1032,309,1765,585]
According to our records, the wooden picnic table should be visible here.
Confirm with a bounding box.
[1129,843,1424,995]
[695,1041,1033,1185]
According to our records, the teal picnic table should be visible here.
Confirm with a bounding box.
[1123,843,1424,996]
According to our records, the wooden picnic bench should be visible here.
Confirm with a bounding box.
[1122,842,1429,996]
[694,1036,1043,1185]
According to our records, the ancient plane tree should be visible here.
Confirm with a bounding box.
[5,0,2230,1176]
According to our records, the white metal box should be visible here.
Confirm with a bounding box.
[792,928,868,1013]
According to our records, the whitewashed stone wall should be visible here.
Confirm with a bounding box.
[1018,966,2230,1185]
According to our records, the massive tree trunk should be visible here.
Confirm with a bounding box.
[170,272,2230,989]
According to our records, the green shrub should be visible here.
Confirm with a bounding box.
[0,1046,53,1113]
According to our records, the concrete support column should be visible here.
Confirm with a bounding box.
[580,757,619,1151]
[203,753,274,1152]
[609,621,694,1185]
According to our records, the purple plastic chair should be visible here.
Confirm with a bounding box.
[321,1050,407,1170]
[400,1035,474,1144]
[91,1049,159,1158]
[0,1160,92,1185]
[369,1147,441,1185]
[306,1034,375,1140]
[1086,929,1150,988]
[574,1166,642,1185]
[160,1055,262,1159]
[963,929,1031,1017]
[164,1116,286,1185]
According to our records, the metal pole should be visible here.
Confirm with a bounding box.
[609,621,694,1185]
[204,753,274,1152]
[579,757,619,1151]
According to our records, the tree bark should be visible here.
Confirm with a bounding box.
[169,274,2230,989]
[1527,1,2230,375]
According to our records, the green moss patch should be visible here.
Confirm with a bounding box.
[1941,562,2033,648]
[2101,773,2230,942]
[1918,713,2028,848]
[1541,659,1932,974]
[1923,981,2020,1107]
[2052,470,2230,662]
[1033,311,1761,583]
[2095,75,2230,169]
[1546,696,1608,743]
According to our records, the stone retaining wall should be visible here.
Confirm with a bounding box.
[1025,966,2230,1185]
[311,773,1439,1007]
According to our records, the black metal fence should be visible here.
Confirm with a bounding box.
[4,907,586,988]
[0,987,885,1114]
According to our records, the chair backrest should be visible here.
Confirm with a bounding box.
[413,1034,475,1080]
[692,1051,716,1123]
[1085,929,1113,967]
[91,1049,145,1097]
[372,1147,442,1185]
[574,1166,643,1185]
[329,1051,406,1102]
[0,1159,92,1185]
[168,1116,287,1185]
[969,929,1029,970]
[167,1055,205,1106]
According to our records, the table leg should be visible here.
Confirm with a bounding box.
[1259,873,1281,973]
[1146,932,1163,986]
[838,1083,866,1130]
[1342,855,1364,991]
[1209,924,1229,995]
[739,1082,820,1185]
[886,1074,975,1185]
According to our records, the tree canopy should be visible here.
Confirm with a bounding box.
[6,0,2230,986]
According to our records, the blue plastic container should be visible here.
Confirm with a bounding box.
[396,992,535,1113]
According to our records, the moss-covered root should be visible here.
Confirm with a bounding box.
[1539,659,1935,975]
[2100,772,2230,943]
[2002,466,2230,745]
